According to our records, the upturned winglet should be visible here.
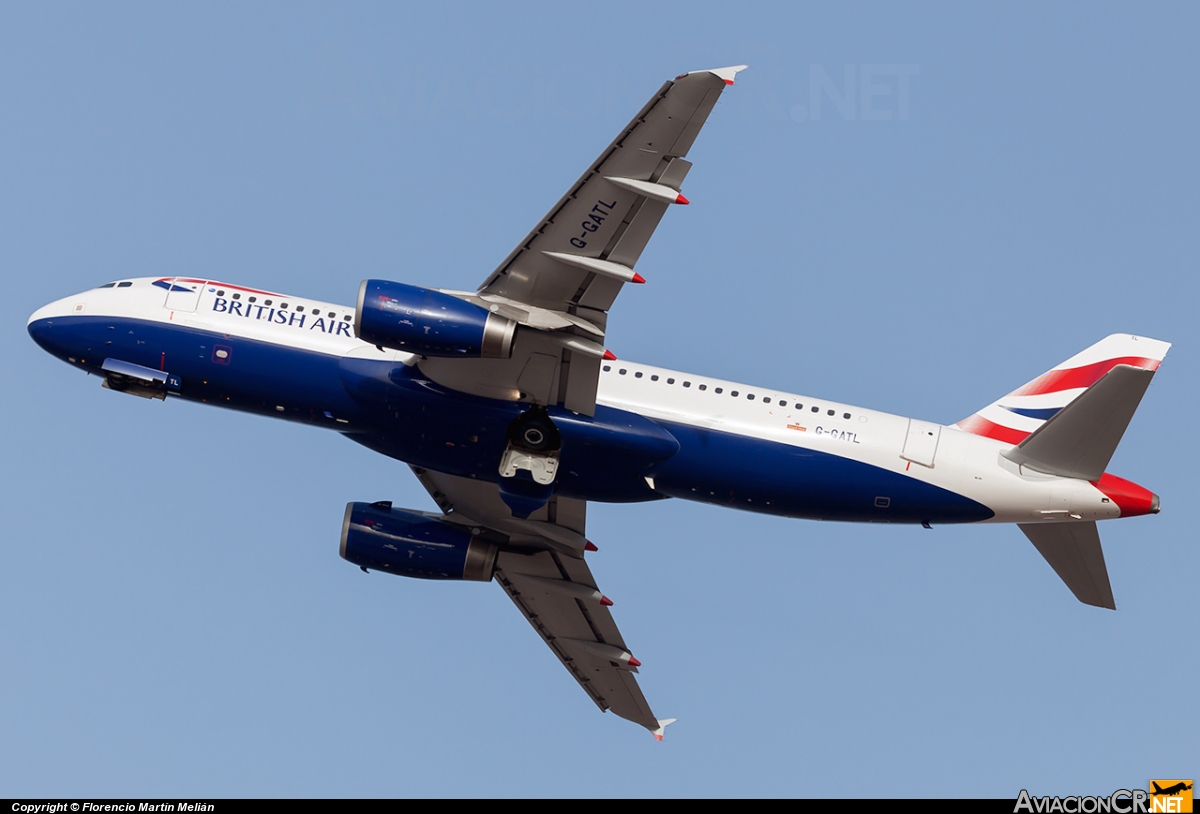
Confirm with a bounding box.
[678,65,749,85]
[652,718,678,741]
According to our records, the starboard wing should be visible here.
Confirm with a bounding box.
[410,466,663,733]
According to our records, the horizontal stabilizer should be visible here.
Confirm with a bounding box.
[1003,365,1154,480]
[1019,521,1115,609]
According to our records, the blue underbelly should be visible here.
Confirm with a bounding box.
[339,359,677,502]
[648,420,993,524]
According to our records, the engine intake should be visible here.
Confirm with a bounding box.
[355,280,515,358]
[339,502,497,581]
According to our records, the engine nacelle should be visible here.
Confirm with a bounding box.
[339,502,498,581]
[355,280,515,358]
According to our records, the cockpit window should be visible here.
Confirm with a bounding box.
[99,283,116,288]
[117,282,133,288]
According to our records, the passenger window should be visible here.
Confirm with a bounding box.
[619,369,627,375]
[698,384,707,391]
[715,388,723,394]
[296,305,304,312]
[343,315,351,321]
[264,300,273,306]
[217,290,226,296]
[731,391,739,397]
[635,371,643,378]
[763,398,771,404]
[843,413,851,419]
[328,311,336,318]
[747,394,755,400]
[812,406,819,412]
[248,296,257,303]
[280,303,288,309]
[667,378,675,384]
[232,293,241,300]
[827,409,835,416]
[683,381,691,388]
[651,375,659,381]
[603,365,611,372]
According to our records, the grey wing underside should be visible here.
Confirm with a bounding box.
[1019,521,1116,610]
[419,66,744,417]
[410,466,659,731]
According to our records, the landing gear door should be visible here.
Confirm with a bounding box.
[901,419,941,468]
[163,278,205,313]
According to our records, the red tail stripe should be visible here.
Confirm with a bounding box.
[956,415,1030,445]
[1010,357,1159,397]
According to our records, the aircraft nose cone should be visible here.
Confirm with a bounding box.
[28,301,74,359]
[27,314,55,352]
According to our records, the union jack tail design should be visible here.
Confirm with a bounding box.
[958,334,1171,445]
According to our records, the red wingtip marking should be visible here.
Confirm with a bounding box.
[675,193,690,205]
[600,595,613,606]
[654,734,664,741]
[724,78,734,85]
[627,655,641,668]
[584,541,599,552]
[631,272,646,284]
[602,349,617,361]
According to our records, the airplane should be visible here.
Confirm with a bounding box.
[1152,783,1193,797]
[27,65,1169,739]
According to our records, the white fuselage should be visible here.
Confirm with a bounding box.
[28,277,1125,525]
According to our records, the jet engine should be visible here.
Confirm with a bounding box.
[355,280,516,358]
[339,501,498,581]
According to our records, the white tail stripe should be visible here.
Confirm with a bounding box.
[974,403,1044,433]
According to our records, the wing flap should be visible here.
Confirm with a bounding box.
[561,353,601,415]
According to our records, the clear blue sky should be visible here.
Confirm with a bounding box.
[2,2,1196,798]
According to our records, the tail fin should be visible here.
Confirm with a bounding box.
[958,334,1171,446]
